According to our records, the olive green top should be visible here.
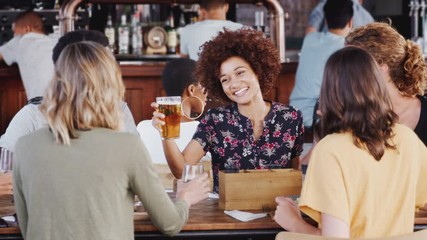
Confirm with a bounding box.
[13,128,188,240]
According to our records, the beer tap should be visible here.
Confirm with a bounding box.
[410,0,423,47]
[420,0,427,53]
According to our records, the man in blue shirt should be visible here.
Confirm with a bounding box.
[306,0,373,34]
[290,0,354,128]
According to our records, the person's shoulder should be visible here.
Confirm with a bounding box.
[182,22,202,31]
[222,20,244,28]
[16,127,50,145]
[393,123,419,140]
[316,132,353,151]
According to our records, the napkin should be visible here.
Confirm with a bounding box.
[224,210,267,222]
[208,192,219,199]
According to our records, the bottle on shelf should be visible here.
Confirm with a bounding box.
[176,13,186,55]
[131,13,143,55]
[165,11,178,54]
[104,14,116,53]
[118,14,130,55]
[254,11,265,33]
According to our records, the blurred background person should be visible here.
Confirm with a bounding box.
[290,0,353,130]
[13,41,210,239]
[0,30,138,152]
[180,0,243,60]
[0,10,57,101]
[274,46,427,238]
[152,28,304,193]
[306,0,373,34]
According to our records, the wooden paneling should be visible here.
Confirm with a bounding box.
[0,62,297,135]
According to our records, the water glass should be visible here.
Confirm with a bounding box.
[0,148,13,173]
[182,163,204,183]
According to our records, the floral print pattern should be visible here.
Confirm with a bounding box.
[193,102,304,192]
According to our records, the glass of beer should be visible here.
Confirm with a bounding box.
[156,96,182,139]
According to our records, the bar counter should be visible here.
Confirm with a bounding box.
[0,59,298,135]
[1,195,427,240]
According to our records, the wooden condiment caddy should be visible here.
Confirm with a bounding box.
[219,169,302,210]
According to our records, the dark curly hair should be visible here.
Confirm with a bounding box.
[195,28,281,103]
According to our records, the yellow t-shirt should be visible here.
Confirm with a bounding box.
[299,124,427,238]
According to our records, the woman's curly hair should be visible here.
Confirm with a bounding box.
[195,28,281,103]
[346,22,427,96]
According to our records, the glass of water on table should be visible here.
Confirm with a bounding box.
[182,163,204,182]
[0,148,13,173]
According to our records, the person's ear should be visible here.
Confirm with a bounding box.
[348,18,353,29]
[187,84,196,96]
[378,63,389,77]
[223,3,229,13]
[25,25,31,33]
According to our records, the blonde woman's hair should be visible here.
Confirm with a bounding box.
[40,41,125,145]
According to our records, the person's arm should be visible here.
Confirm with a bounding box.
[0,36,19,65]
[305,0,326,35]
[120,101,138,135]
[274,197,350,237]
[274,196,320,235]
[12,153,28,238]
[0,105,41,151]
[162,139,205,178]
[130,139,209,236]
[321,213,350,238]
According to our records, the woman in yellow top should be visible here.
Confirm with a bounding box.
[274,46,427,238]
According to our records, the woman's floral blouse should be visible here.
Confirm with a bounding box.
[193,102,304,192]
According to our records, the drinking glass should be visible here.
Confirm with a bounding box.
[182,163,204,183]
[156,96,181,139]
[0,148,13,173]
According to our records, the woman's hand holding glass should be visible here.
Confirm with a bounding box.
[176,172,210,207]
[151,101,166,134]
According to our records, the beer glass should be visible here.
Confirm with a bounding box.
[156,96,182,139]
[182,163,204,183]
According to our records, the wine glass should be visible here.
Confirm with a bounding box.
[0,148,13,173]
[182,163,204,183]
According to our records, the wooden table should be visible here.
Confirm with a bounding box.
[1,197,427,240]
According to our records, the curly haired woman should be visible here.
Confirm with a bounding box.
[346,22,427,145]
[152,28,304,192]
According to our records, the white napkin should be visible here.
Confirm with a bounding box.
[208,192,219,199]
[224,210,267,222]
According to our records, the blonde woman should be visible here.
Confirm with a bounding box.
[12,42,209,239]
